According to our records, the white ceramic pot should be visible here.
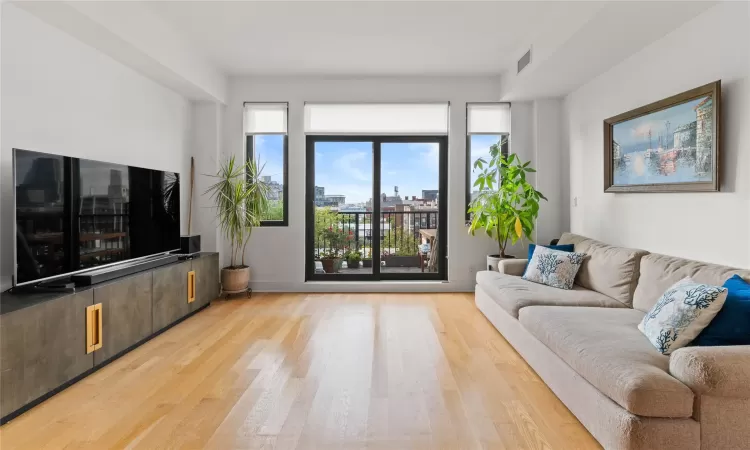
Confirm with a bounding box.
[486,254,515,272]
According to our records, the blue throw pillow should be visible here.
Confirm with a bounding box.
[524,243,575,275]
[693,275,750,346]
[527,243,575,261]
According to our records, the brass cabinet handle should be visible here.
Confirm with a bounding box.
[86,303,103,354]
[188,271,196,303]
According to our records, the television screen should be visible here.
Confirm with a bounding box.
[14,149,180,286]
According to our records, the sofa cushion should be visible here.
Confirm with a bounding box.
[519,306,695,418]
[558,232,649,307]
[475,271,626,318]
[633,253,750,313]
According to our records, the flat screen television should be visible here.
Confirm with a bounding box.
[14,148,181,286]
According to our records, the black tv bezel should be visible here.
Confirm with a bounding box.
[12,148,182,288]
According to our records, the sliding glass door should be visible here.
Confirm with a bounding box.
[306,136,447,281]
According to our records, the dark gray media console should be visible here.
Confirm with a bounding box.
[0,252,220,424]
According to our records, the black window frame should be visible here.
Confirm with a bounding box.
[305,135,449,282]
[244,102,289,227]
[465,102,511,223]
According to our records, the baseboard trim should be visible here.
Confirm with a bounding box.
[0,303,211,425]
[249,280,476,293]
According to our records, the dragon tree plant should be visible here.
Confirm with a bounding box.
[205,155,270,269]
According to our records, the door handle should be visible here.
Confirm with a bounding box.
[188,271,196,303]
[86,303,103,354]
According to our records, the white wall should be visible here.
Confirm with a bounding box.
[0,4,191,290]
[532,98,566,245]
[565,2,750,267]
[504,99,568,249]
[224,76,516,292]
[189,101,223,253]
[0,3,3,290]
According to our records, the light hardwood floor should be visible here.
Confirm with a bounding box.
[0,293,600,450]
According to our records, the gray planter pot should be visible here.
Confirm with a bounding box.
[383,255,421,267]
[221,266,250,292]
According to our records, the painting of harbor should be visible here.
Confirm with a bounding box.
[611,93,714,187]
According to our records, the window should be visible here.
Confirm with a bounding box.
[466,103,511,222]
[303,103,450,281]
[244,103,288,226]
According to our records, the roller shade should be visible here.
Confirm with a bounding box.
[467,103,510,134]
[304,103,449,135]
[244,103,287,134]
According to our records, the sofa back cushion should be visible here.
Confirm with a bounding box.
[633,253,750,312]
[558,232,649,306]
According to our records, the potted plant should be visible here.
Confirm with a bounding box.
[345,250,361,269]
[205,155,270,293]
[381,228,422,267]
[318,226,352,273]
[362,256,373,268]
[468,137,546,271]
[319,250,341,273]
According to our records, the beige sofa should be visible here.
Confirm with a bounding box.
[475,232,750,450]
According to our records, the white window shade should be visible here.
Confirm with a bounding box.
[244,103,287,134]
[304,103,449,135]
[467,103,510,134]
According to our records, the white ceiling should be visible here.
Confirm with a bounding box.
[19,1,718,101]
[145,1,607,76]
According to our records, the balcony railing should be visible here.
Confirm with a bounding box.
[313,210,438,261]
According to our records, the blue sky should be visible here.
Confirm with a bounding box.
[612,96,707,149]
[253,134,503,204]
[253,135,285,184]
[315,141,439,204]
[468,135,503,190]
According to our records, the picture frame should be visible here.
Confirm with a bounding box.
[603,81,721,193]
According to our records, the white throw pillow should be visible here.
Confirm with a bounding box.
[638,277,727,355]
[522,246,586,290]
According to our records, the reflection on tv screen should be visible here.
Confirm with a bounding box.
[14,149,180,285]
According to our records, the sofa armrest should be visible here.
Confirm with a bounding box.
[497,259,528,276]
[670,346,750,398]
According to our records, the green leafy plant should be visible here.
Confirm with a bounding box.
[468,137,546,257]
[382,228,419,256]
[345,250,362,267]
[205,155,270,268]
[345,250,361,261]
[315,207,356,259]
[264,200,284,221]
[319,225,353,258]
[314,207,339,241]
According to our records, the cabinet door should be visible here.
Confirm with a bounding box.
[192,253,220,310]
[0,291,94,418]
[152,260,192,333]
[93,271,152,365]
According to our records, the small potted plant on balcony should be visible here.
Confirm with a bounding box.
[345,250,361,269]
[362,252,373,268]
[205,155,270,293]
[319,250,341,273]
[381,228,421,267]
[468,137,546,271]
[319,226,352,273]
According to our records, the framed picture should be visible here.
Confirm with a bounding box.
[604,81,721,192]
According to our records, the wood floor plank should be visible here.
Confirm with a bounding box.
[0,293,600,450]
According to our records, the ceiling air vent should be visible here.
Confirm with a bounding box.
[517,49,532,74]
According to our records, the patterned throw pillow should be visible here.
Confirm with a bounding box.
[638,277,728,355]
[522,246,586,290]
